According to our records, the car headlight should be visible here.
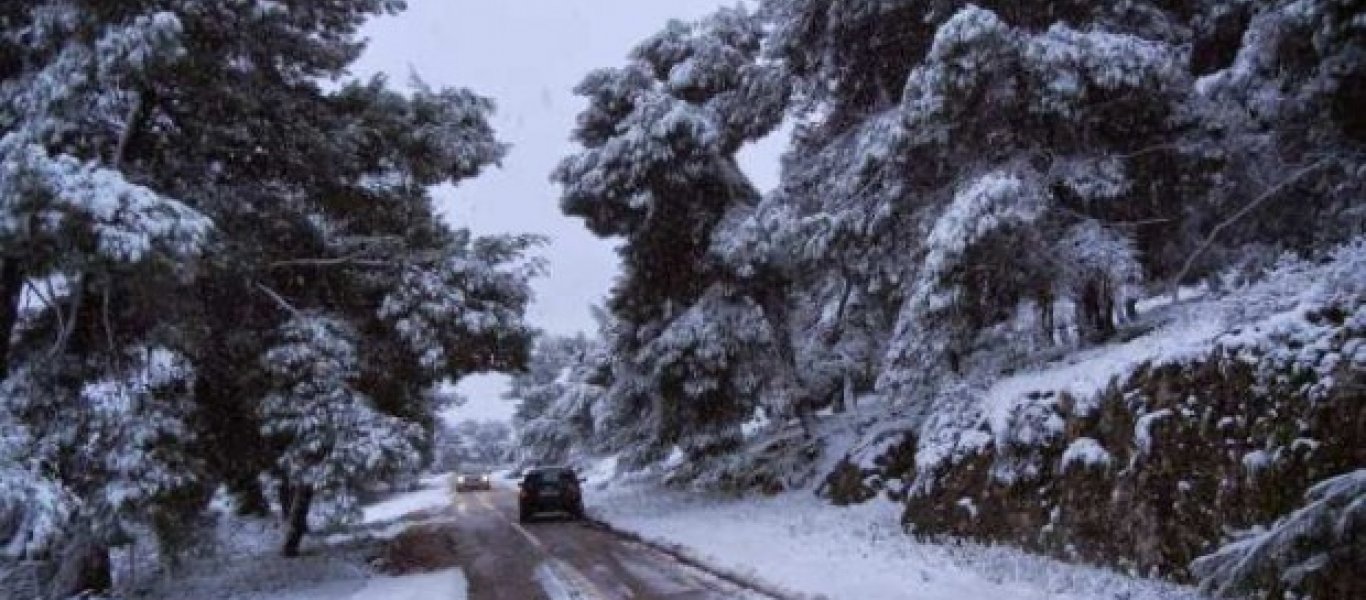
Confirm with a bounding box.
[456,476,466,484]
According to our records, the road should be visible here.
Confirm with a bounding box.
[445,485,771,600]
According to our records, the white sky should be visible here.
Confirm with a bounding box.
[354,0,785,423]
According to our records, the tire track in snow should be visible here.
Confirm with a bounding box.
[480,494,618,599]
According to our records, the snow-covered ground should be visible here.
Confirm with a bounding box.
[587,482,1204,600]
[361,472,454,524]
[125,474,468,600]
[343,569,468,600]
[576,246,1366,600]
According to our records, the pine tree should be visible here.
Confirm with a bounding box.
[259,315,420,556]
[1,0,540,586]
[559,0,1361,480]
[556,6,794,466]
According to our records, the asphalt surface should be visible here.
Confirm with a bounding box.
[446,484,767,600]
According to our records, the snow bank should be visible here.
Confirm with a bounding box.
[128,475,468,600]
[362,473,452,524]
[588,483,1200,600]
[344,568,467,600]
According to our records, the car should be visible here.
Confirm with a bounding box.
[452,471,492,492]
[518,466,584,522]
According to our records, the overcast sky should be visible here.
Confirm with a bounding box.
[354,0,783,423]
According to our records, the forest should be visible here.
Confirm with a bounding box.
[2,0,1362,599]
[521,0,1365,597]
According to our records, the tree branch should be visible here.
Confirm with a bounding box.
[268,255,394,270]
[1170,157,1334,301]
[102,275,116,357]
[1118,142,1188,160]
[254,283,302,317]
[25,279,60,314]
[49,274,84,357]
[1053,204,1174,227]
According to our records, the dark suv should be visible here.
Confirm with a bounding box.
[518,467,584,522]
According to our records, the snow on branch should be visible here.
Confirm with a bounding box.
[0,140,212,266]
[1191,469,1366,598]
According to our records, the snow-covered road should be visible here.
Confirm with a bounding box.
[137,473,1201,600]
[448,484,768,599]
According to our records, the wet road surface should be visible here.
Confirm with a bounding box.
[444,485,768,600]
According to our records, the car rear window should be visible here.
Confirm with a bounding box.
[527,469,570,484]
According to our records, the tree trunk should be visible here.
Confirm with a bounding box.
[1077,278,1116,344]
[1036,288,1055,345]
[47,527,111,600]
[0,258,24,378]
[281,485,313,557]
[274,468,293,519]
[747,271,815,436]
[1099,279,1116,337]
[229,474,271,517]
[842,371,856,416]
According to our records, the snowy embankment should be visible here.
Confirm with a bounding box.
[125,474,467,600]
[901,239,1363,487]
[853,240,1365,596]
[578,242,1366,600]
[586,482,1201,600]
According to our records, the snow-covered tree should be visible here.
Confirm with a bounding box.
[440,419,513,467]
[0,4,217,592]
[512,333,611,467]
[1,0,538,588]
[556,6,796,465]
[379,233,540,380]
[260,315,420,556]
[1,346,206,590]
[755,2,1194,404]
[507,333,594,427]
[564,0,1358,485]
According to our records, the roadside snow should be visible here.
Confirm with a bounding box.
[345,569,467,600]
[220,568,467,600]
[588,483,1202,600]
[130,474,467,600]
[362,473,451,523]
